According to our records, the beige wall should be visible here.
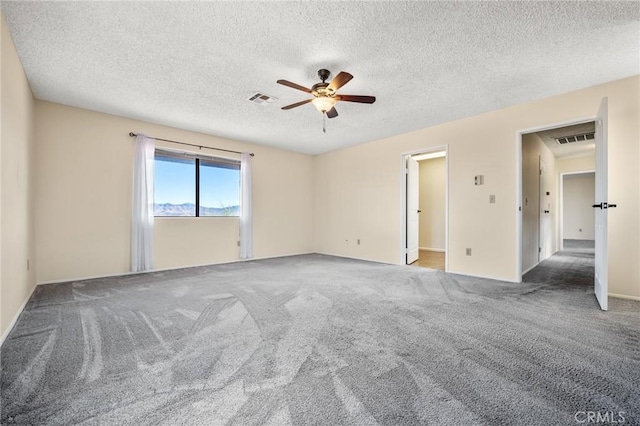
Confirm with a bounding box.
[154,218,240,270]
[563,173,595,240]
[35,101,315,283]
[418,157,446,251]
[556,154,595,174]
[1,13,36,337]
[522,133,557,272]
[314,76,640,298]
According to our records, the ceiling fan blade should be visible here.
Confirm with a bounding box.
[328,71,353,92]
[281,99,312,110]
[326,107,338,119]
[277,79,312,93]
[335,94,376,104]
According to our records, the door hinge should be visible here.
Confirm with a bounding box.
[538,247,542,253]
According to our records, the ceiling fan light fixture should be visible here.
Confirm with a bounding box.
[312,96,337,113]
[277,69,374,123]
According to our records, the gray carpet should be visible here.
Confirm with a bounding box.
[523,239,596,288]
[563,239,595,250]
[1,250,639,425]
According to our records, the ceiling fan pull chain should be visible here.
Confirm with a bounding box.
[323,114,327,133]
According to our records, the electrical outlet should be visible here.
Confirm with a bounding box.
[489,195,495,204]
[466,248,472,256]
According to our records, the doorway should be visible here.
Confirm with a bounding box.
[517,98,608,309]
[402,147,448,271]
[560,171,595,251]
[520,122,596,273]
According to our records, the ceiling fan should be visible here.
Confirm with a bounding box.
[277,69,376,120]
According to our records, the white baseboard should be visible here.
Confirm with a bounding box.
[445,269,517,283]
[1,284,37,346]
[419,247,445,253]
[521,262,539,276]
[38,269,149,285]
[609,292,640,302]
[37,252,316,286]
[315,252,395,266]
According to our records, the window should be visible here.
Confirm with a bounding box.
[154,150,240,217]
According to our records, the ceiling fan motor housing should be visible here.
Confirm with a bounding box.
[317,68,331,82]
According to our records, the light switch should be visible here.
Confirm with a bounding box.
[490,195,496,204]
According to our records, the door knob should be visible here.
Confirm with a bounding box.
[417,210,422,213]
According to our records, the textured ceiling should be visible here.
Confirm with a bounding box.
[536,122,596,159]
[3,2,639,155]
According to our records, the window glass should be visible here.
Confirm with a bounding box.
[199,161,240,216]
[154,155,196,216]
[153,150,240,217]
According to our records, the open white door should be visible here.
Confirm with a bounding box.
[594,98,609,311]
[539,158,550,261]
[406,156,419,264]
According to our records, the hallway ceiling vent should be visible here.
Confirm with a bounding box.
[555,132,595,145]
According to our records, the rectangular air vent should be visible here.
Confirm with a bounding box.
[248,92,277,105]
[555,132,595,144]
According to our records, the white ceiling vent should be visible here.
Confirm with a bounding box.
[555,132,595,145]
[248,92,277,106]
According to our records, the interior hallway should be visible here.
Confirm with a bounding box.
[523,239,595,288]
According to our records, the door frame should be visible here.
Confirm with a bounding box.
[515,116,595,282]
[539,156,547,263]
[400,145,449,271]
[559,169,595,251]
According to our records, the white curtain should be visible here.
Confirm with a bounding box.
[131,134,155,272]
[240,152,253,259]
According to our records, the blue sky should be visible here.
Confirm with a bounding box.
[154,158,240,207]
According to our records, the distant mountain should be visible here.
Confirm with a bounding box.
[154,203,239,217]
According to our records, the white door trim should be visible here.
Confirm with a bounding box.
[515,116,595,282]
[400,145,449,271]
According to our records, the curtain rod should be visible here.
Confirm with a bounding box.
[129,132,254,157]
